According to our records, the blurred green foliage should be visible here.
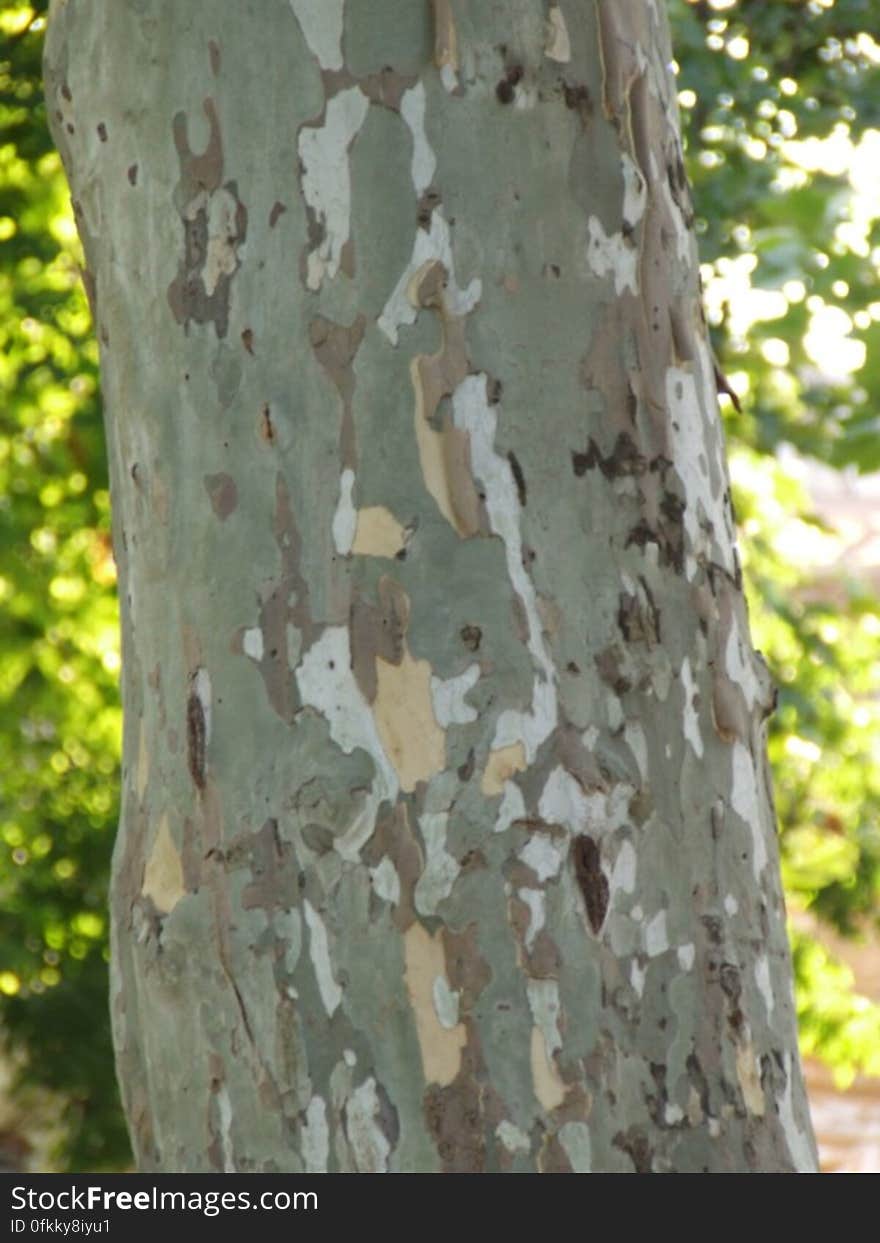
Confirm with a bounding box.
[0,0,878,1168]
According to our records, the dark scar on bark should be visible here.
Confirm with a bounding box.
[507,451,527,506]
[186,692,207,790]
[572,836,608,934]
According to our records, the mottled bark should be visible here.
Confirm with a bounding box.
[45,0,817,1172]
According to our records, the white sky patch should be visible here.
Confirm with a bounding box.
[295,626,398,859]
[301,1095,329,1173]
[680,656,704,757]
[586,216,638,295]
[243,627,264,662]
[731,740,768,881]
[303,900,342,1017]
[677,943,695,971]
[779,1053,818,1172]
[621,153,647,229]
[346,1077,391,1173]
[494,779,526,833]
[453,375,559,763]
[414,812,460,916]
[611,840,637,896]
[519,887,546,951]
[432,974,461,1030]
[527,979,562,1056]
[400,83,436,195]
[519,833,566,883]
[379,211,481,344]
[431,663,480,727]
[369,856,400,906]
[754,953,775,1019]
[332,467,357,555]
[299,86,369,291]
[645,910,669,958]
[666,354,737,582]
[289,0,345,71]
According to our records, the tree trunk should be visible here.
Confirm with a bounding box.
[44,0,818,1173]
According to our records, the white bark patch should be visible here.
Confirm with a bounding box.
[677,943,695,971]
[558,1122,592,1173]
[539,766,634,837]
[343,1049,357,1068]
[431,974,461,1030]
[203,187,244,296]
[274,908,302,974]
[725,614,762,711]
[724,894,739,916]
[288,0,344,71]
[519,833,565,883]
[586,216,638,296]
[379,212,481,345]
[453,375,559,765]
[400,83,436,195]
[527,978,562,1055]
[645,909,669,958]
[630,959,646,996]
[369,856,400,906]
[611,840,637,896]
[374,648,446,794]
[496,1120,530,1155]
[243,627,264,662]
[731,740,768,880]
[295,626,398,859]
[779,1053,817,1172]
[544,5,572,63]
[301,1095,329,1173]
[493,779,526,833]
[414,811,460,916]
[303,899,342,1017]
[345,1077,391,1173]
[299,87,369,291]
[621,153,647,229]
[332,468,357,555]
[666,359,737,581]
[680,656,704,757]
[403,922,467,1086]
[193,666,212,743]
[430,662,480,727]
[519,888,546,951]
[215,1084,235,1173]
[624,720,648,780]
[142,814,185,914]
[754,953,774,1019]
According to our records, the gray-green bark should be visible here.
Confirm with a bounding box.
[45,0,818,1172]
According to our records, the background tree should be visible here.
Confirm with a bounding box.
[0,0,876,1170]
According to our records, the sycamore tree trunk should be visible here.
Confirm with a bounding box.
[45,0,817,1173]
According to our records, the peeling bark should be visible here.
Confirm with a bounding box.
[46,0,817,1173]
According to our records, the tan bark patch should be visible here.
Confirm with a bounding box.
[735,1035,766,1116]
[530,1025,567,1111]
[142,814,185,914]
[374,648,445,792]
[136,723,149,803]
[481,742,528,795]
[352,506,408,558]
[404,923,466,1086]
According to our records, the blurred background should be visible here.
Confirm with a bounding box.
[1,0,879,1172]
